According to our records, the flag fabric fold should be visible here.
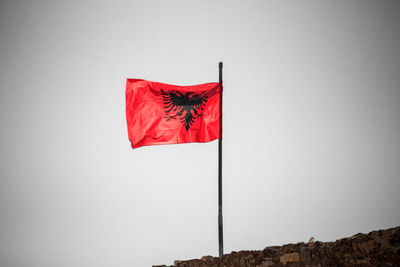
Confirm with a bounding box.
[126,79,221,149]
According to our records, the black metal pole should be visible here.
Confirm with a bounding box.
[218,62,223,258]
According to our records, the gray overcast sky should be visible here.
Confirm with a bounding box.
[1,1,400,266]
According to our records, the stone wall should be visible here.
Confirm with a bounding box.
[154,226,400,267]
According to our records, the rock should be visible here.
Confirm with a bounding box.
[256,258,274,267]
[200,256,214,261]
[356,257,371,264]
[300,247,311,263]
[280,252,300,264]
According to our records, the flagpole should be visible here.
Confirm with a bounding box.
[218,62,223,258]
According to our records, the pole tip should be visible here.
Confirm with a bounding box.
[219,62,223,67]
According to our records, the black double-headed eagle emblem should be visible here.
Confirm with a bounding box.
[161,89,208,131]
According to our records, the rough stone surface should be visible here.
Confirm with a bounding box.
[280,252,300,264]
[154,226,400,267]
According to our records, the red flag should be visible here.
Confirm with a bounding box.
[126,79,221,149]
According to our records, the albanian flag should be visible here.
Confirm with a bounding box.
[126,79,222,149]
